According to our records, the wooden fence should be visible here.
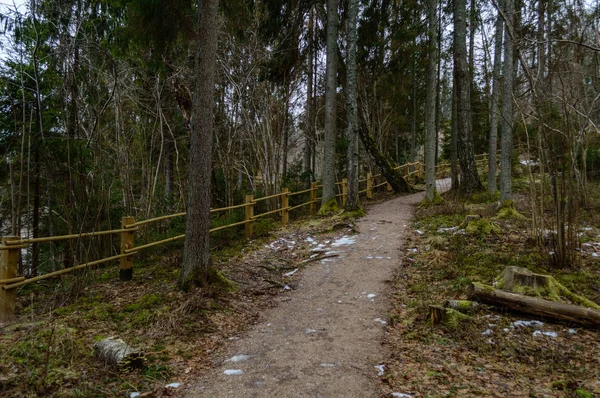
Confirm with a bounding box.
[0,155,490,322]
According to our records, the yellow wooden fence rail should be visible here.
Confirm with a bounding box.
[0,156,491,321]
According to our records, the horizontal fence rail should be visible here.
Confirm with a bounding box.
[0,156,490,322]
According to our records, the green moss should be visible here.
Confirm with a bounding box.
[124,294,162,312]
[420,190,444,207]
[207,268,238,292]
[576,389,593,398]
[465,219,501,235]
[442,308,473,329]
[468,190,499,204]
[318,198,339,215]
[341,207,366,218]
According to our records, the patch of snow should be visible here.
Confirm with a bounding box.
[305,236,315,243]
[375,256,385,259]
[224,369,244,376]
[416,230,424,235]
[374,364,385,376]
[391,393,413,398]
[305,328,318,334]
[283,285,292,290]
[533,330,558,338]
[567,328,577,334]
[283,269,298,277]
[337,300,342,303]
[481,329,494,336]
[488,324,496,327]
[512,320,544,328]
[366,256,373,259]
[503,328,510,332]
[332,236,357,247]
[409,248,417,253]
[367,294,377,299]
[165,382,181,388]
[320,363,337,367]
[582,227,593,231]
[592,253,599,257]
[438,226,458,233]
[225,355,252,363]
[374,318,387,325]
[130,393,141,398]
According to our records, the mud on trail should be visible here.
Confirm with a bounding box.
[182,180,450,397]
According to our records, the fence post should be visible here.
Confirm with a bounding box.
[367,172,374,199]
[120,216,135,281]
[310,183,317,216]
[0,236,20,323]
[245,194,254,239]
[281,188,289,225]
[341,178,348,207]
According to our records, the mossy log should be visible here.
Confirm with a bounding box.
[358,126,413,193]
[496,266,600,309]
[429,305,473,328]
[469,282,600,327]
[94,338,146,369]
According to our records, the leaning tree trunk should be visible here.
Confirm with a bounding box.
[346,0,359,210]
[320,0,338,210]
[488,0,503,195]
[499,0,514,204]
[424,0,438,202]
[453,0,483,195]
[358,126,413,193]
[180,0,219,289]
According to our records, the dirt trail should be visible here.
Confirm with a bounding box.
[185,179,451,397]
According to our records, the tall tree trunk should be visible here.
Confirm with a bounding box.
[499,0,514,203]
[409,58,418,165]
[303,7,314,188]
[451,73,459,189]
[320,0,338,210]
[346,0,359,210]
[425,0,438,201]
[453,0,483,194]
[488,0,504,194]
[282,82,290,178]
[180,0,219,289]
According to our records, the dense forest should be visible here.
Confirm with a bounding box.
[0,0,599,282]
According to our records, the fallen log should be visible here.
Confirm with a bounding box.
[94,337,146,370]
[469,282,600,327]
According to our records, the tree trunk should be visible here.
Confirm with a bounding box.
[358,126,412,193]
[180,0,219,289]
[488,0,503,194]
[346,0,359,210]
[499,0,514,203]
[303,7,314,188]
[453,0,483,195]
[469,282,600,328]
[451,74,459,189]
[321,0,338,210]
[425,0,438,202]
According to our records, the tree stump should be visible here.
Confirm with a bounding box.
[94,337,146,370]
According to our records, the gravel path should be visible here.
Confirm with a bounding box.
[185,179,451,397]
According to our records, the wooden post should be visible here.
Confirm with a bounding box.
[281,188,289,225]
[245,194,254,239]
[120,216,135,281]
[310,183,317,216]
[387,182,393,192]
[367,172,373,199]
[1,236,20,323]
[341,178,347,207]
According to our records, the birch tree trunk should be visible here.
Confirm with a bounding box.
[425,0,438,202]
[346,0,359,210]
[320,0,338,211]
[499,0,514,204]
[180,0,219,289]
[488,0,504,194]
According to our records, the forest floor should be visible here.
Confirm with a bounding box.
[1,177,599,397]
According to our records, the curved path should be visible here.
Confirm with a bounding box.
[185,179,451,397]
